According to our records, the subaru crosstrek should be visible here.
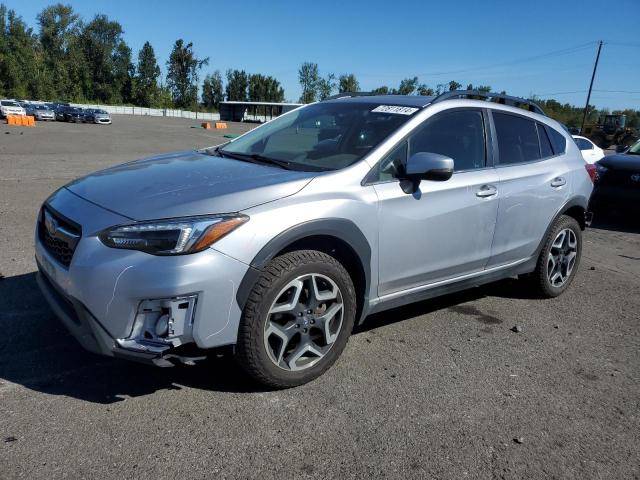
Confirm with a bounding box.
[35,91,595,387]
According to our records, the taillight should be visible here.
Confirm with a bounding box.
[585,163,597,183]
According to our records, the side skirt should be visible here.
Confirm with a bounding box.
[365,257,535,317]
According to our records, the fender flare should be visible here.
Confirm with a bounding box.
[522,195,590,274]
[235,218,372,322]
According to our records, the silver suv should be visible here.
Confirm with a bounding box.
[35,91,595,387]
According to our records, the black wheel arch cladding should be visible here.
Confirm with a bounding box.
[235,218,372,322]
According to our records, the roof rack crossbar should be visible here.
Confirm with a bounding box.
[323,92,377,101]
[431,90,545,115]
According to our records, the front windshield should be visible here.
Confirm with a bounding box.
[1,100,18,107]
[220,102,415,171]
[628,140,640,154]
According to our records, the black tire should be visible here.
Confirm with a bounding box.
[528,215,582,298]
[235,250,356,388]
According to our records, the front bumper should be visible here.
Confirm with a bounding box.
[35,188,250,364]
[36,268,167,365]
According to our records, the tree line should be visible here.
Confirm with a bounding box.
[1,3,637,127]
[0,3,284,111]
[297,61,639,128]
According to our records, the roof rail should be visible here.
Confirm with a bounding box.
[323,92,377,101]
[431,90,545,115]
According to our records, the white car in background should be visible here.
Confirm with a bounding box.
[572,135,605,164]
[0,100,26,118]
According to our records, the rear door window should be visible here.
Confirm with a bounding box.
[493,112,541,164]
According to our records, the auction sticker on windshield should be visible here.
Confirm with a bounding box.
[371,105,419,115]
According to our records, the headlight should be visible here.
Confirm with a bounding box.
[99,214,248,255]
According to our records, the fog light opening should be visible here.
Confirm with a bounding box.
[155,313,170,337]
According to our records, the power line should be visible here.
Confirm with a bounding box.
[414,41,597,77]
[603,41,640,48]
[594,89,640,94]
[356,41,597,78]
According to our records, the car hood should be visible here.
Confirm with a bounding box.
[65,150,316,220]
[598,154,640,171]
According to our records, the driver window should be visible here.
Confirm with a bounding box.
[409,109,486,171]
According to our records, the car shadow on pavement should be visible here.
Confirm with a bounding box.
[0,269,551,404]
[0,272,270,404]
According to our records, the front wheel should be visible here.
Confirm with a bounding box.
[235,250,356,388]
[528,215,582,298]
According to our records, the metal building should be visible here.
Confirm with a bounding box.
[219,101,303,123]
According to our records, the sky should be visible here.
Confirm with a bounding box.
[4,0,640,110]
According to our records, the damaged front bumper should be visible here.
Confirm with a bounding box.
[36,267,200,366]
[34,187,251,366]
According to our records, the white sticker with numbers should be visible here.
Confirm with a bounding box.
[371,105,418,115]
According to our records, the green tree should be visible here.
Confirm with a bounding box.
[417,84,434,96]
[0,6,40,99]
[166,38,209,109]
[225,69,248,101]
[448,80,462,91]
[134,41,160,107]
[113,40,134,104]
[317,73,336,100]
[202,70,224,109]
[338,73,359,93]
[371,85,390,95]
[248,73,284,102]
[298,61,319,103]
[80,14,127,102]
[396,77,419,95]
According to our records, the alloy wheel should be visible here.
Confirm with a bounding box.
[264,273,344,371]
[547,228,578,288]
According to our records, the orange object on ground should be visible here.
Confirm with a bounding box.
[215,122,228,129]
[201,122,211,129]
[5,115,35,126]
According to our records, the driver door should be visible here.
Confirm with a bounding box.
[372,108,499,297]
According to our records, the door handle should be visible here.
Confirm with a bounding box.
[550,177,566,188]
[476,184,497,198]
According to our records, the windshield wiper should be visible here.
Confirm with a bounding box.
[217,150,294,170]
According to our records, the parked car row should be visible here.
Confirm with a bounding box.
[1,99,111,125]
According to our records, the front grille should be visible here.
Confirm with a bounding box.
[38,207,81,268]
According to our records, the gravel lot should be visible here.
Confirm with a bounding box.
[1,116,638,479]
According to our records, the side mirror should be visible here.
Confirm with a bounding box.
[400,152,454,194]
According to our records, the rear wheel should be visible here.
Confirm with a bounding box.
[235,250,356,388]
[528,215,582,298]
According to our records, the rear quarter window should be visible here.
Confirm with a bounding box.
[544,125,567,155]
[537,123,554,158]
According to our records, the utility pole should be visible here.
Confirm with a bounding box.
[580,40,603,133]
